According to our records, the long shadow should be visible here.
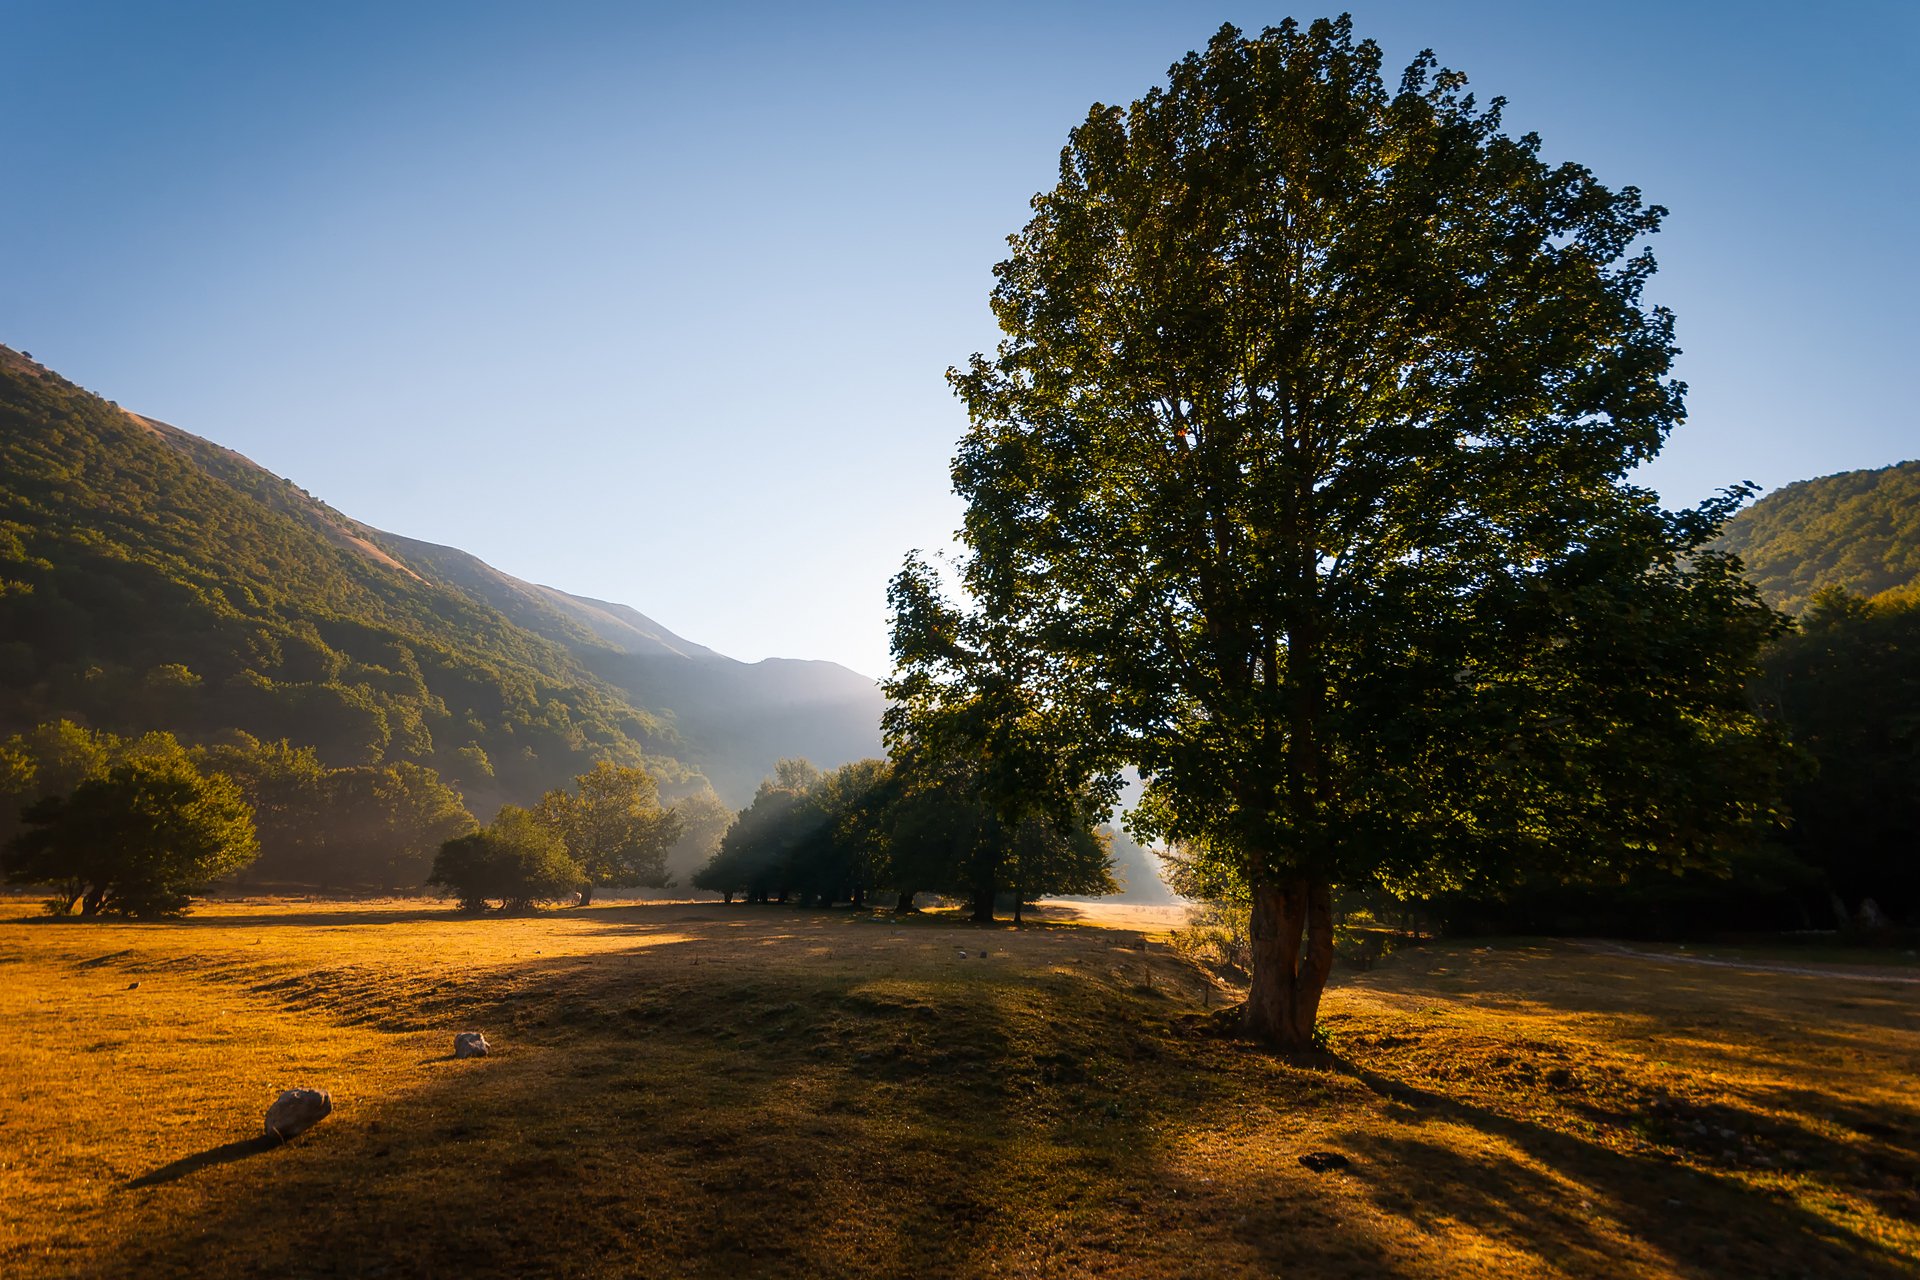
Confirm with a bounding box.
[126,1135,278,1188]
[1327,1056,1917,1279]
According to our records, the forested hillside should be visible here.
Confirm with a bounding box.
[0,347,684,814]
[0,346,883,825]
[1719,461,1920,611]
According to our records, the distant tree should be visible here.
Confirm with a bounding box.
[325,762,477,890]
[884,739,986,914]
[532,760,680,904]
[946,20,1786,1044]
[792,759,894,907]
[191,733,329,885]
[693,759,822,903]
[885,557,1119,922]
[427,806,581,912]
[1003,807,1117,924]
[4,757,258,917]
[664,786,733,887]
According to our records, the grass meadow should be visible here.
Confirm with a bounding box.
[2,897,1916,1278]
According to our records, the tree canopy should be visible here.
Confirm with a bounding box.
[4,754,258,917]
[532,760,681,903]
[946,18,1785,1044]
[885,555,1119,920]
[427,805,581,912]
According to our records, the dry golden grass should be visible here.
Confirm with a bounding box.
[1,896,1914,1279]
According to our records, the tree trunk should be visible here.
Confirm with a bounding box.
[970,875,995,923]
[578,882,595,907]
[1243,878,1335,1049]
[894,888,917,915]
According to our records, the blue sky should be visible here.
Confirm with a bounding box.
[5,1,1914,678]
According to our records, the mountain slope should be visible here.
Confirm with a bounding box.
[1719,461,1920,611]
[0,344,881,812]
[376,533,720,661]
[378,532,884,802]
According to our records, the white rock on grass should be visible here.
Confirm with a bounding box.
[264,1088,332,1141]
[453,1031,490,1059]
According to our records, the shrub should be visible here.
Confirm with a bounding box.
[427,806,581,912]
[1169,902,1253,980]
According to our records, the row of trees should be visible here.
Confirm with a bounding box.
[2,722,729,916]
[1,721,476,892]
[689,753,1114,920]
[424,762,736,912]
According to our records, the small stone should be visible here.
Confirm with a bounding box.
[1298,1151,1350,1173]
[265,1088,331,1141]
[453,1031,490,1059]
[126,982,139,990]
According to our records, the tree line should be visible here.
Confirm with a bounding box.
[0,722,731,917]
[687,752,1113,920]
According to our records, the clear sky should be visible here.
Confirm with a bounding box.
[5,1,1914,678]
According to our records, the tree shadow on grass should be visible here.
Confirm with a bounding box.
[1327,1057,1918,1279]
[126,1135,278,1188]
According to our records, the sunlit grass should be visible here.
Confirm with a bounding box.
[1,897,1914,1278]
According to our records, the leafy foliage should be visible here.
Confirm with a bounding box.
[884,555,1119,920]
[945,19,1786,1042]
[692,745,1116,916]
[693,759,828,903]
[532,760,681,901]
[1719,461,1920,612]
[0,722,477,892]
[1757,589,1920,922]
[427,806,582,912]
[664,785,733,886]
[4,755,257,916]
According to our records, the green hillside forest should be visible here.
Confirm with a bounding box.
[0,346,686,807]
[1717,460,1920,610]
[0,347,889,867]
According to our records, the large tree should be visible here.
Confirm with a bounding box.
[428,805,582,913]
[533,760,680,904]
[4,756,258,917]
[948,19,1784,1045]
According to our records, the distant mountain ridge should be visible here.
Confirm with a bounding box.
[377,528,886,800]
[376,533,721,661]
[0,344,882,811]
[1718,460,1920,611]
